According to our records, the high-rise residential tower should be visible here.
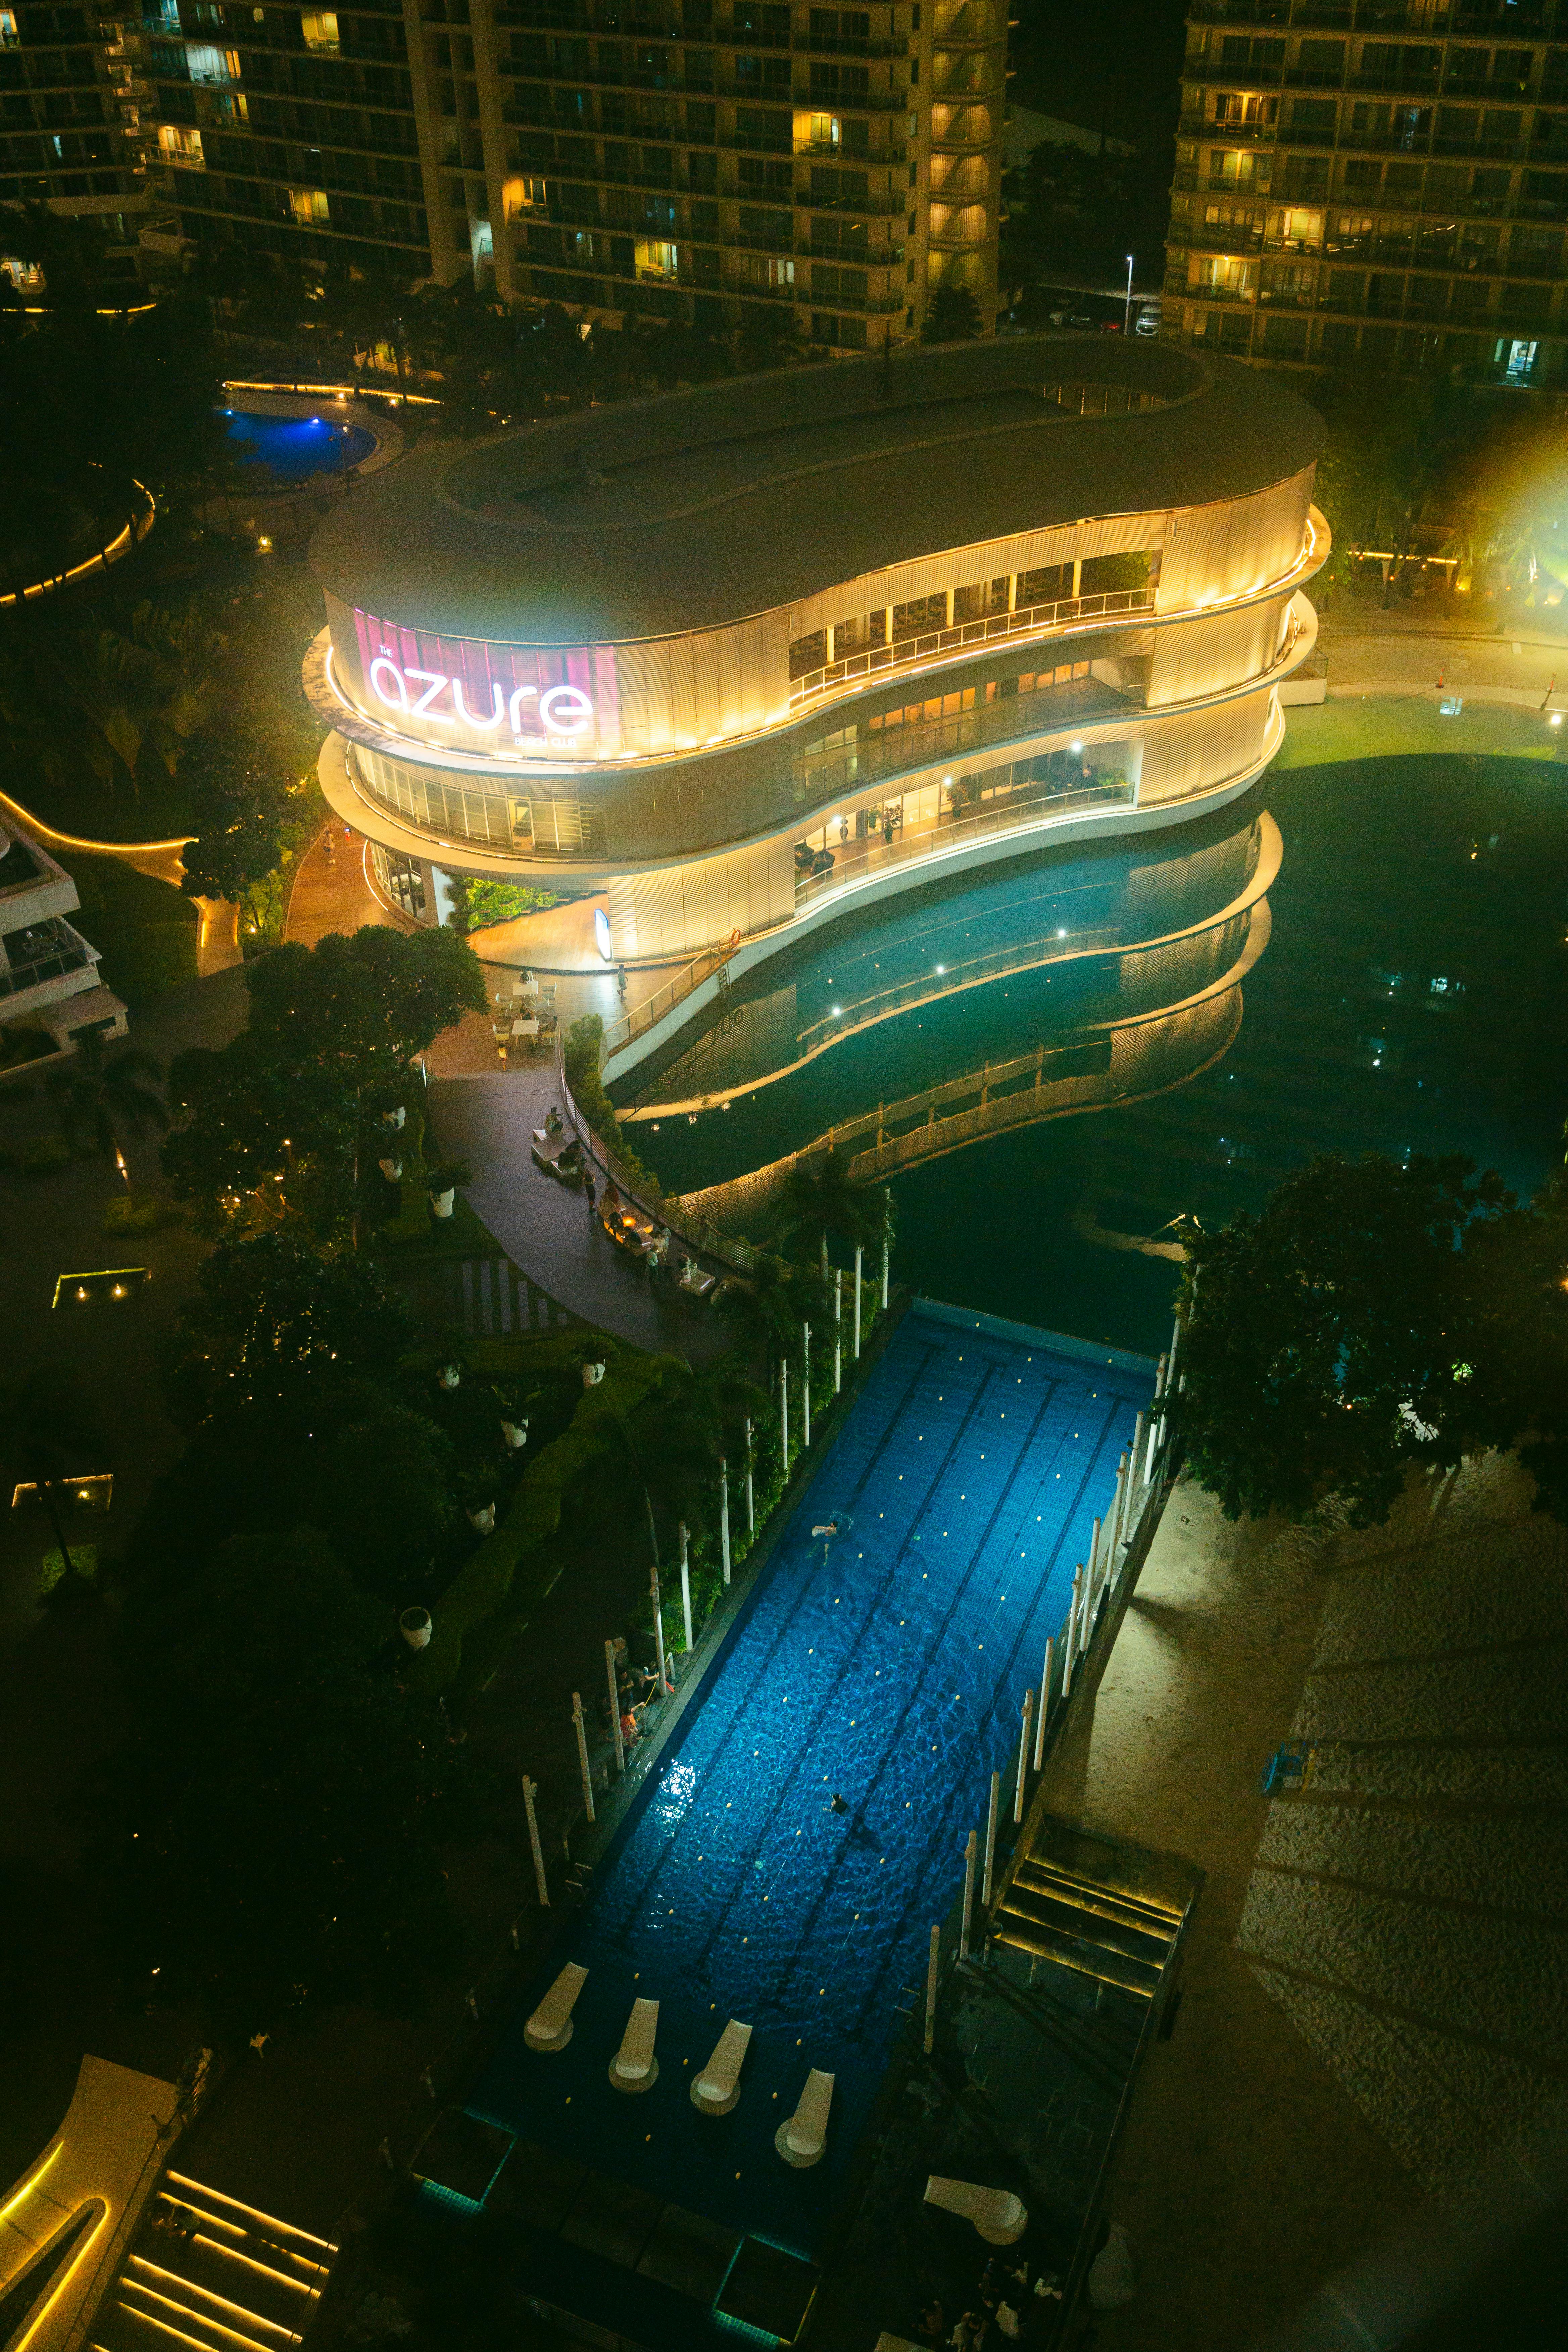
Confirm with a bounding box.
[0,6,150,291]
[140,0,1007,352]
[1165,0,1568,387]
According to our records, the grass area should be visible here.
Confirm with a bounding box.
[69,853,198,1006]
[367,1191,500,1265]
[1276,694,1568,769]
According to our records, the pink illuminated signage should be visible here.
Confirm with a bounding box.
[348,608,617,756]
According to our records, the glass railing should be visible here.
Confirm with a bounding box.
[0,920,94,999]
[792,780,1134,915]
[787,587,1156,708]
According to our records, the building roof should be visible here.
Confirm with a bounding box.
[310,337,1325,647]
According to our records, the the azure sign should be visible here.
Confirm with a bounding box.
[346,606,610,757]
[367,656,594,742]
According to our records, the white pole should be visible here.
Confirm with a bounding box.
[1130,1413,1147,1498]
[679,1519,693,1651]
[834,1268,843,1393]
[1089,1514,1102,1594]
[744,1417,755,1535]
[982,1770,1000,1907]
[1124,250,1134,335]
[924,1922,940,2055]
[1015,1690,1033,1825]
[1154,1351,1168,1402]
[880,1228,889,1310]
[1167,1313,1181,1390]
[780,1358,790,1471]
[853,1242,863,1357]
[1033,1636,1054,1769]
[522,1774,548,1906]
[1063,1570,1083,1692]
[605,1638,624,1773]
[651,1563,667,1693]
[720,1457,731,1586]
[572,1691,595,1824]
[1112,1452,1130,1552]
[960,1828,978,1958]
[803,1324,812,1448]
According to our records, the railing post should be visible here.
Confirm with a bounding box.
[802,1324,812,1448]
[960,1827,978,1959]
[834,1270,843,1394]
[1034,1636,1053,1769]
[853,1244,863,1358]
[1014,1690,1033,1825]
[780,1358,790,1471]
[981,1769,1001,1908]
[679,1519,693,1651]
[572,1691,595,1825]
[720,1457,731,1586]
[606,1638,624,1774]
[744,1417,755,1535]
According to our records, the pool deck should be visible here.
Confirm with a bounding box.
[453,1302,1157,2339]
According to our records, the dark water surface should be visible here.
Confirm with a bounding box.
[638,757,1568,1353]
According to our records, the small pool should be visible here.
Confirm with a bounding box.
[471,1302,1154,2262]
[220,407,376,483]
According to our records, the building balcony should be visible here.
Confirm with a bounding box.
[1180,113,1278,141]
[788,586,1158,713]
[0,915,99,1007]
[1169,223,1266,254]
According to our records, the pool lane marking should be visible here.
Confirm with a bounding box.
[675,1345,1009,1982]
[846,1387,1132,2038]
[592,1332,947,1946]
[749,1368,1068,2014]
[787,1383,1123,2037]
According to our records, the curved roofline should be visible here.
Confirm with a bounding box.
[310,336,1325,645]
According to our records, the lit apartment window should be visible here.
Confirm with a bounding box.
[289,187,330,226]
[0,10,18,46]
[158,124,205,166]
[302,10,340,52]
[769,255,795,287]
[635,237,678,278]
[797,111,842,149]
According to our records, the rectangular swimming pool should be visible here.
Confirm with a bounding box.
[471,1302,1154,2259]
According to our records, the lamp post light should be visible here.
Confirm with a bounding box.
[1124,253,1134,336]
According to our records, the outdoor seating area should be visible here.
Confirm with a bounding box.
[490,971,558,1060]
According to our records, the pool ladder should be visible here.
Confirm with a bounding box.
[992,1852,1182,2002]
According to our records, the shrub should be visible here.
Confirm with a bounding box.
[105,1191,169,1234]
[21,1134,70,1175]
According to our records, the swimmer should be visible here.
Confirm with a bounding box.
[830,1792,849,1815]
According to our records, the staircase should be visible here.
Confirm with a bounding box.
[992,1822,1187,2002]
[92,2172,337,2352]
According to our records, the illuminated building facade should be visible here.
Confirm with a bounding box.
[140,0,1004,355]
[304,336,1326,1054]
[0,7,149,288]
[1166,0,1568,385]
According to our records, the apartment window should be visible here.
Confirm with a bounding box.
[289,187,330,225]
[635,237,678,277]
[891,591,949,639]
[769,255,795,287]
[805,112,841,148]
[1213,150,1265,186]
[1016,562,1073,606]
[301,10,339,53]
[953,579,1009,621]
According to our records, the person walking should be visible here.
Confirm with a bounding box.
[584,1170,598,1216]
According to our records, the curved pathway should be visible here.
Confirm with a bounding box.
[0,783,240,978]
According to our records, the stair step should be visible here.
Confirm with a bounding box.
[162,2175,336,2268]
[1015,1856,1183,1933]
[127,2258,301,2348]
[115,2278,276,2352]
[148,2198,323,2318]
[1002,1881,1172,1967]
[993,1910,1163,1999]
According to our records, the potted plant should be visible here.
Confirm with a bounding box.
[378,1155,403,1182]
[436,1361,461,1391]
[381,1103,406,1131]
[466,1499,496,1534]
[426,1157,474,1219]
[581,1358,606,1389]
[399,1604,432,1650]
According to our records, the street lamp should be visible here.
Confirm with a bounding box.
[1124,254,1135,336]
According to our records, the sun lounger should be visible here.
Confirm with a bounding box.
[525,1961,588,2053]
[774,2066,834,2166]
[678,1265,717,1300]
[690,2019,752,2116]
[923,2176,1029,2243]
[607,1996,660,2093]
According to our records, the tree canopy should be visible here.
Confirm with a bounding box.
[1175,1150,1568,1527]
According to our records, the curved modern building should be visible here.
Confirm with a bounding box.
[305,335,1325,1067]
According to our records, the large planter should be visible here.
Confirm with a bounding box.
[437,1363,461,1391]
[378,1157,403,1182]
[429,1186,456,1219]
[466,1501,496,1534]
[582,1360,605,1389]
[399,1605,432,1651]
[381,1106,406,1131]
[500,1417,529,1450]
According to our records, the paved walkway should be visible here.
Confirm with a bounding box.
[1035,1446,1568,2350]
[284,821,392,946]
[0,783,241,979]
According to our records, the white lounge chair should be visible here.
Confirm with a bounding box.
[524,1961,587,2053]
[607,1996,660,2094]
[690,2019,752,2117]
[923,2176,1029,2244]
[774,2066,834,2167]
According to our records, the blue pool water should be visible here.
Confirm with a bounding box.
[472,1302,1154,2256]
[221,408,376,482]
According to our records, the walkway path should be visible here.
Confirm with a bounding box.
[283,821,390,946]
[0,783,241,979]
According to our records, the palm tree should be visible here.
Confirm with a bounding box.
[48,1033,168,1181]
[717,1254,804,1376]
[779,1146,877,1274]
[2,1370,105,1593]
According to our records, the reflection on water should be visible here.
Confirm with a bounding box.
[622,799,1276,1220]
[627,757,1568,1357]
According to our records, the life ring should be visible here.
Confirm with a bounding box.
[728,927,741,950]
